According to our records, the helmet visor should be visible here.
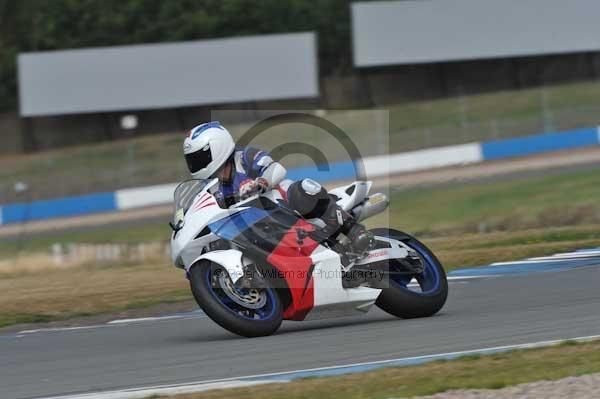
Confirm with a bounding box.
[185,146,212,174]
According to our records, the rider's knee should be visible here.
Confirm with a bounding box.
[287,178,331,219]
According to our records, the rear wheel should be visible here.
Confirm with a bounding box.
[189,260,283,337]
[372,229,448,319]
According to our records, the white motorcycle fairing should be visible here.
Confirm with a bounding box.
[329,181,372,212]
[186,249,246,284]
[305,245,381,320]
[170,178,398,321]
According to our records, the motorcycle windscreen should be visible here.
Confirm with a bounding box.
[208,208,273,241]
[208,206,310,261]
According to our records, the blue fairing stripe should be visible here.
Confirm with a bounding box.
[209,208,271,241]
[191,121,224,139]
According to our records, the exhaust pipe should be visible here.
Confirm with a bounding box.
[353,193,389,222]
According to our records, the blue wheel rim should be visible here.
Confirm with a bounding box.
[389,239,441,296]
[205,265,277,321]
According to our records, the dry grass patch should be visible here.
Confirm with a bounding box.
[0,261,189,327]
[0,241,169,277]
[436,238,600,270]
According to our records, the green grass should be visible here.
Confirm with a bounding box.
[387,167,600,235]
[388,80,600,131]
[163,339,600,399]
[3,79,600,202]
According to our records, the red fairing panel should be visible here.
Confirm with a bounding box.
[266,219,319,320]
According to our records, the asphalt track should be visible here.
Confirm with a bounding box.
[2,254,600,399]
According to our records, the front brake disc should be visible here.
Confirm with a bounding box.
[218,272,267,309]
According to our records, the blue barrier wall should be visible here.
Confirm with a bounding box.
[1,192,116,224]
[481,128,599,161]
[285,160,358,182]
[1,125,599,226]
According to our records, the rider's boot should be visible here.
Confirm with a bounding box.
[319,202,375,254]
[343,222,376,254]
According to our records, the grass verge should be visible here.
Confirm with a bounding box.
[161,339,600,399]
[387,167,600,235]
[0,262,189,328]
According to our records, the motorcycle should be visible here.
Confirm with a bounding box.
[170,178,447,337]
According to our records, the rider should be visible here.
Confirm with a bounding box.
[183,121,374,253]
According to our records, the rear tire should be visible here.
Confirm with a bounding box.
[372,229,448,319]
[189,260,283,337]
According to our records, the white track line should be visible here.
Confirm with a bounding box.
[490,249,600,265]
[19,325,109,334]
[107,314,202,324]
[490,258,580,266]
[407,275,484,287]
[14,313,207,335]
[37,380,282,399]
[446,275,485,280]
[529,253,600,260]
[37,334,600,399]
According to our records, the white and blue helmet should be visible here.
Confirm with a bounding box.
[183,121,235,179]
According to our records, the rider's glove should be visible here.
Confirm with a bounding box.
[240,177,270,199]
[239,179,257,199]
[240,178,270,199]
[255,177,269,193]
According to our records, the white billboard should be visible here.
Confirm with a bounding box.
[352,0,600,67]
[18,32,318,117]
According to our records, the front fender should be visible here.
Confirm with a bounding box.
[187,249,245,284]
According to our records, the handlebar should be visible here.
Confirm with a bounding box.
[229,184,267,208]
[229,193,262,208]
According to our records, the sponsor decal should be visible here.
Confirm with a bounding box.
[366,250,388,259]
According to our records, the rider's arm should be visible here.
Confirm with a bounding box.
[243,148,286,189]
[258,162,286,188]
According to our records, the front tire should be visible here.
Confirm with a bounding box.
[189,260,283,337]
[372,229,448,319]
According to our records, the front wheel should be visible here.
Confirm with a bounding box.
[372,229,448,319]
[189,260,283,337]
